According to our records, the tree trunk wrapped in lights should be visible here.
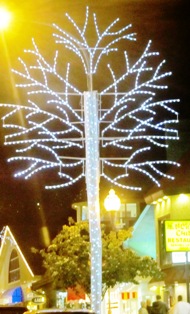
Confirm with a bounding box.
[0,7,179,314]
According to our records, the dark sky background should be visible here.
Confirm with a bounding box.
[0,0,189,274]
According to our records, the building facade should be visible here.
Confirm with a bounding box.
[0,226,42,309]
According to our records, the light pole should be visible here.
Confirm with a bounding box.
[104,189,121,314]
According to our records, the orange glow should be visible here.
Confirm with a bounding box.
[0,7,12,30]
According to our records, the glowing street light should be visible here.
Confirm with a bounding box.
[0,7,12,31]
[104,189,121,212]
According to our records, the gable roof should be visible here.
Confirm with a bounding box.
[0,225,34,277]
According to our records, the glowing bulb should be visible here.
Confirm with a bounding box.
[104,189,121,211]
[0,7,12,30]
[178,194,189,203]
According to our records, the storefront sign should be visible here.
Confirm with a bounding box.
[165,220,190,252]
[32,296,45,304]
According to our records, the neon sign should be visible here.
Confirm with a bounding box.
[165,220,190,252]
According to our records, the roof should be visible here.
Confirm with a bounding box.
[0,225,44,276]
[0,226,34,277]
[124,204,156,259]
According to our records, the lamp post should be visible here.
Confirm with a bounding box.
[104,189,121,314]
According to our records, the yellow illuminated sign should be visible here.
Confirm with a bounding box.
[165,220,190,252]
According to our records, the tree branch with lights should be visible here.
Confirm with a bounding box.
[0,7,179,314]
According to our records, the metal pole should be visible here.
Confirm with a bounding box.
[84,91,102,314]
[185,252,190,302]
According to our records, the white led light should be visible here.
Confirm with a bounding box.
[0,7,180,314]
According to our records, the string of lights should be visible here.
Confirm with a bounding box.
[0,7,180,314]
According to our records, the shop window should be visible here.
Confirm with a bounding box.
[9,249,20,282]
[81,205,88,220]
[159,220,172,267]
[116,203,137,228]
[172,252,190,264]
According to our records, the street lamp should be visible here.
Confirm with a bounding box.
[0,7,12,31]
[104,189,121,314]
[104,189,121,212]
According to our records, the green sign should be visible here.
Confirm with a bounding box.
[165,220,190,252]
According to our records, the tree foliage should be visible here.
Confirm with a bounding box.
[39,219,163,299]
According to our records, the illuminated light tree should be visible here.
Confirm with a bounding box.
[0,7,180,314]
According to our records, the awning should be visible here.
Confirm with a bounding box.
[67,286,85,301]
[0,287,23,304]
[163,265,188,284]
[124,204,156,259]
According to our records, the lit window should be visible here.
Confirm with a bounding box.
[9,249,20,282]
[82,205,88,220]
[116,203,137,228]
[172,252,190,264]
[159,220,172,266]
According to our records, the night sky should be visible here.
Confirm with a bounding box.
[0,0,189,274]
